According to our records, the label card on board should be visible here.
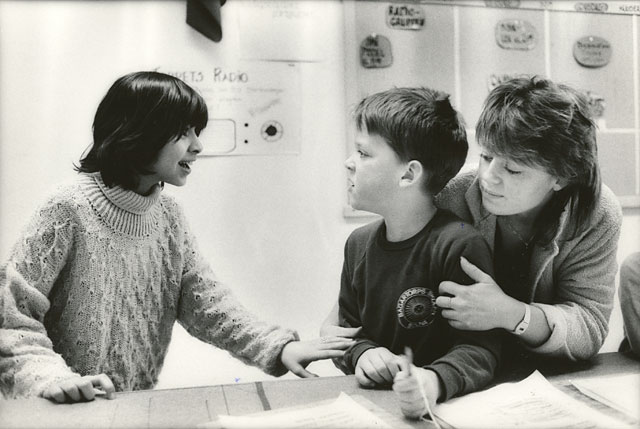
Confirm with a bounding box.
[360,34,393,68]
[573,36,612,67]
[386,4,425,30]
[495,19,537,50]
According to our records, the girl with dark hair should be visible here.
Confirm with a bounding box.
[0,71,352,403]
[322,77,622,414]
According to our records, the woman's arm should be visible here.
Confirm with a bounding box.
[438,257,552,347]
[439,189,622,360]
[531,219,621,359]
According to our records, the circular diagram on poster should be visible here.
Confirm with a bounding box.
[261,120,283,142]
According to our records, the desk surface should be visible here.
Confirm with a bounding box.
[1,352,639,429]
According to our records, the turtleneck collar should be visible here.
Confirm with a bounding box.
[92,173,162,214]
[80,172,163,237]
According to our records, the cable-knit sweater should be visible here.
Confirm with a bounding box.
[0,172,298,398]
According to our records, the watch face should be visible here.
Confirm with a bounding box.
[396,287,437,329]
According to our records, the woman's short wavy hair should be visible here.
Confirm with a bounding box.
[476,76,600,241]
[75,71,208,190]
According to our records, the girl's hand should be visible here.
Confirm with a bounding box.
[43,374,115,403]
[436,257,519,331]
[319,324,362,339]
[355,347,401,387]
[281,337,355,378]
[319,302,362,339]
[393,365,440,420]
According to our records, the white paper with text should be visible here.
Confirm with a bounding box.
[433,370,630,428]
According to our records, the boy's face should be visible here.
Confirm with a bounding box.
[345,129,406,214]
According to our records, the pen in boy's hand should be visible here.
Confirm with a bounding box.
[403,346,413,375]
[403,346,442,429]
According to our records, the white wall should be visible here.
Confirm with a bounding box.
[0,0,358,387]
[0,1,638,390]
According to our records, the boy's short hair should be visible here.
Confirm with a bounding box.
[354,87,468,194]
[75,71,208,190]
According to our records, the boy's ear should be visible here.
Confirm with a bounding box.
[400,160,423,187]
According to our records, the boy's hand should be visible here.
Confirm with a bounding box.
[43,374,115,403]
[393,365,441,420]
[281,337,355,378]
[355,347,402,387]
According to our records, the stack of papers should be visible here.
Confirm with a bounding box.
[433,370,632,428]
[571,373,640,420]
[198,392,409,429]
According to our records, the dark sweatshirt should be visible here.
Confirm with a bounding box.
[338,209,501,401]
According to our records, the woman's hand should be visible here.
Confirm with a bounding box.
[281,336,355,378]
[436,257,520,331]
[43,374,115,403]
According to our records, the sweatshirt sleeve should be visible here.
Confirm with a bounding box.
[527,194,622,360]
[424,233,501,401]
[0,199,81,398]
[176,217,298,377]
[338,254,376,373]
[336,233,382,374]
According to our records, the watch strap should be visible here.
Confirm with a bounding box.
[512,303,531,336]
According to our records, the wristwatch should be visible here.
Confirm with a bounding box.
[512,304,531,336]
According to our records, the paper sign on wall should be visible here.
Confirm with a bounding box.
[386,4,425,30]
[158,62,301,156]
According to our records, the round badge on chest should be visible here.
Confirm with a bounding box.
[396,287,437,329]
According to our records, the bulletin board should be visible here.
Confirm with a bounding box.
[344,0,640,217]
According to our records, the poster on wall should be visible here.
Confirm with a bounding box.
[157,61,301,156]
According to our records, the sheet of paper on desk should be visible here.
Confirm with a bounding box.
[571,373,640,420]
[198,392,393,428]
[432,370,630,429]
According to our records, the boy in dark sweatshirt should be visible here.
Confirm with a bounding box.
[338,87,500,418]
